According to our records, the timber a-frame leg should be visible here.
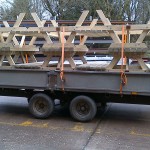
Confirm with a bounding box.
[0,34,5,43]
[79,54,87,64]
[3,21,19,46]
[6,55,15,66]
[2,13,25,66]
[78,19,98,64]
[13,54,20,63]
[57,57,65,70]
[20,52,26,64]
[42,55,52,67]
[106,55,120,70]
[66,10,89,65]
[66,57,76,69]
[97,10,122,70]
[0,56,5,66]
[32,13,52,44]
[29,53,37,63]
[136,57,149,71]
[134,21,150,71]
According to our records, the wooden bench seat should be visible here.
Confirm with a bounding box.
[41,43,76,69]
[107,43,149,71]
[76,63,108,71]
[108,43,148,54]
[12,45,39,63]
[0,44,39,66]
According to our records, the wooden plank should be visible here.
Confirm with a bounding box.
[42,55,52,67]
[61,25,150,33]
[1,25,150,34]
[42,43,74,51]
[136,21,150,43]
[0,43,13,48]
[137,58,149,71]
[13,13,25,27]
[74,45,88,52]
[20,52,26,63]
[106,56,120,70]
[136,30,149,43]
[29,36,37,45]
[11,45,39,51]
[97,10,110,25]
[66,31,76,43]
[13,54,20,63]
[76,10,89,26]
[6,55,15,65]
[0,56,5,66]
[108,30,121,43]
[5,14,25,44]
[43,34,53,44]
[66,57,76,69]
[66,11,89,43]
[51,20,67,43]
[79,55,87,64]
[5,33,15,43]
[3,21,19,45]
[80,19,98,45]
[41,20,46,26]
[51,20,58,27]
[0,34,5,43]
[31,13,43,27]
[96,10,121,43]
[109,43,148,49]
[20,35,26,47]
[3,21,11,27]
[57,57,63,69]
[77,30,150,36]
[29,54,37,62]
[29,20,47,45]
[31,14,53,44]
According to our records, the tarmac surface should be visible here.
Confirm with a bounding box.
[0,96,150,150]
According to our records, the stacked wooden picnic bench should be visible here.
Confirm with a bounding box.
[0,10,150,72]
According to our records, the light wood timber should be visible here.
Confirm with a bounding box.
[136,21,150,43]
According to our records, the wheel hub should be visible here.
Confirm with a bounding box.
[35,99,48,113]
[77,102,90,115]
[81,106,86,111]
[39,103,45,109]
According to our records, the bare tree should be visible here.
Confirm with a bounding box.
[1,0,150,23]
[42,0,90,20]
[5,0,32,20]
[31,0,45,19]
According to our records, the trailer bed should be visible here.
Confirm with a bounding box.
[0,66,149,97]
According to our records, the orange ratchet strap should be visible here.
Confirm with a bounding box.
[120,25,127,95]
[60,27,65,91]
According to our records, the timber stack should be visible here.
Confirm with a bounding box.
[0,10,150,72]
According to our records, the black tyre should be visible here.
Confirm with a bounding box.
[29,93,54,119]
[70,95,97,122]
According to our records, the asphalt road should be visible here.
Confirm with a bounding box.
[0,96,150,150]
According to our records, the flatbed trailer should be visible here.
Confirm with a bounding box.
[0,67,150,122]
[1,9,150,122]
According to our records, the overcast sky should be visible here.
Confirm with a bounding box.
[0,0,6,5]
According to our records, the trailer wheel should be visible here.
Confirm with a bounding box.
[29,93,54,119]
[70,96,97,122]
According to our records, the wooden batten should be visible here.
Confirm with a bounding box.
[0,43,14,51]
[41,43,75,52]
[11,45,39,51]
[74,45,88,52]
[108,43,148,53]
